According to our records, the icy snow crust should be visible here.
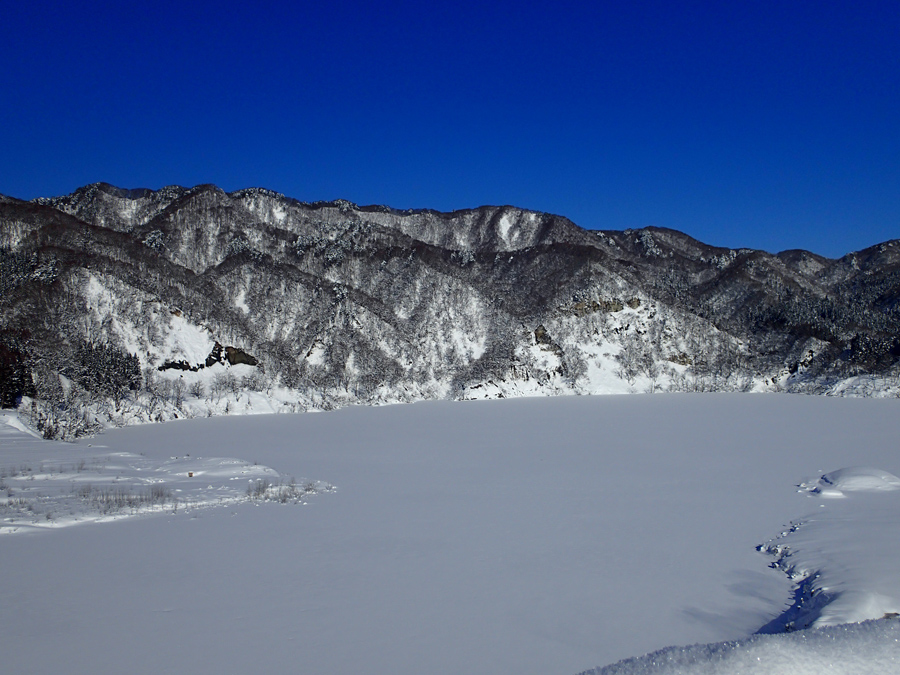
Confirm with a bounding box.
[2,394,900,674]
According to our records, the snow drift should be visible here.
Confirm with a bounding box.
[581,619,899,674]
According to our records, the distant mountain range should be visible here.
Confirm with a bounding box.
[2,182,899,435]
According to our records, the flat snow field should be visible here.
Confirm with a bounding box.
[2,393,900,674]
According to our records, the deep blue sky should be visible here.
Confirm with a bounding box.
[3,1,898,257]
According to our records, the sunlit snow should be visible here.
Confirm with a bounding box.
[2,394,900,674]
[582,619,899,674]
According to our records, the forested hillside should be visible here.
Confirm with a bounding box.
[2,183,899,437]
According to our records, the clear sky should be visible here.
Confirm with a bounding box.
[3,1,897,257]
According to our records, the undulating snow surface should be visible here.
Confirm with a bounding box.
[2,394,900,674]
[755,466,900,633]
[0,413,332,534]
[580,619,899,674]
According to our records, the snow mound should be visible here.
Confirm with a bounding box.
[799,466,900,497]
[759,465,900,631]
[580,618,900,675]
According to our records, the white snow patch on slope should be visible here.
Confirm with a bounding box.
[498,212,514,243]
[84,273,114,315]
[577,342,638,394]
[82,272,216,366]
[450,327,485,360]
[162,311,216,364]
[234,287,250,314]
[305,344,326,366]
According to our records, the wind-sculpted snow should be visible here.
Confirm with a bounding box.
[757,467,900,633]
[801,466,900,497]
[580,619,900,674]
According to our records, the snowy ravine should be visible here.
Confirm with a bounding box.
[2,393,900,674]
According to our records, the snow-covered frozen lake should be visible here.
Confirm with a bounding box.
[2,393,899,674]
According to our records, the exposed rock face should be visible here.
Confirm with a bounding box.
[2,182,900,414]
[224,346,258,367]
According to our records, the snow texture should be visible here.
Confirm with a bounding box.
[756,466,900,632]
[0,413,332,533]
[2,394,900,674]
[581,619,899,674]
[802,466,900,497]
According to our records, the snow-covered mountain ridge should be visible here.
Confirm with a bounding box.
[2,182,900,434]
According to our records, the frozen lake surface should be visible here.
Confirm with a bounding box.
[2,393,899,674]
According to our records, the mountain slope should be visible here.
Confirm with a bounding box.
[2,183,899,433]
